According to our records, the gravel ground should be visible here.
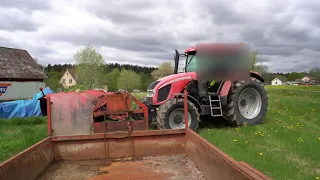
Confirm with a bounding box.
[36,154,205,180]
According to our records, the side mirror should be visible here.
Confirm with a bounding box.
[174,49,179,74]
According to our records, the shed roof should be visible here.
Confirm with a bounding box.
[0,46,45,79]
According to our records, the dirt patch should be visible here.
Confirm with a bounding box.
[36,154,205,180]
[36,159,107,180]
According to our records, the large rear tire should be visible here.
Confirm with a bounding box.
[156,98,200,130]
[223,77,268,126]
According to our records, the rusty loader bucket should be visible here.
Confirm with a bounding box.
[39,90,148,136]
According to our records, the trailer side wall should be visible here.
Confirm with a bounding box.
[52,130,186,161]
[185,129,271,180]
[0,138,53,180]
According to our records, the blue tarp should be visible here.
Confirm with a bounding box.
[0,87,54,119]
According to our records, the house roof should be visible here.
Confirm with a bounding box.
[302,76,313,80]
[0,46,44,79]
[273,77,284,82]
[61,68,77,80]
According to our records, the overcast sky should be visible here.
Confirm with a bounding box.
[0,0,319,73]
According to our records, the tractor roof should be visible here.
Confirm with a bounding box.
[185,43,245,53]
[185,46,197,53]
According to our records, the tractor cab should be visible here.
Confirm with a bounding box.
[173,46,231,96]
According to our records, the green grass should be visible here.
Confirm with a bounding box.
[131,92,147,100]
[0,116,48,163]
[265,85,320,91]
[199,86,320,180]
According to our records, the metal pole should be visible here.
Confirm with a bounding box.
[184,89,188,129]
[260,53,262,75]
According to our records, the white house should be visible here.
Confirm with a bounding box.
[301,76,311,82]
[271,78,284,86]
[59,69,77,88]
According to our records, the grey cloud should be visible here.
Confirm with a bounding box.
[206,2,246,25]
[0,37,17,48]
[0,11,40,31]
[95,9,155,26]
[28,45,56,58]
[0,0,51,11]
[1,0,320,73]
[88,0,156,26]
[44,24,179,54]
[0,37,56,64]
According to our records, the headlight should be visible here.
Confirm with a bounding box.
[147,89,155,97]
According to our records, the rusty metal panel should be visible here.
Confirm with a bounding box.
[52,130,185,161]
[92,120,145,133]
[0,137,53,180]
[51,129,185,141]
[185,129,271,180]
[46,90,106,136]
[92,92,149,130]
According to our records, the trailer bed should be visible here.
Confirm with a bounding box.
[37,154,205,180]
[0,129,271,180]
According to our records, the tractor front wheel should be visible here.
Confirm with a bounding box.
[156,98,200,130]
[223,77,268,126]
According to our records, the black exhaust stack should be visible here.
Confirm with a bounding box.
[174,49,179,74]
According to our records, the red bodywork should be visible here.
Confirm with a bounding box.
[152,71,233,106]
[152,72,197,105]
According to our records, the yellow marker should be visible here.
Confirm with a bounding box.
[209,80,216,87]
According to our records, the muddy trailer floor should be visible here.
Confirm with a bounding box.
[37,154,205,180]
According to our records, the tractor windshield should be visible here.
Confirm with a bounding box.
[185,52,249,73]
[185,54,197,72]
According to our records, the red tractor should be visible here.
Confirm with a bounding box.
[142,44,268,130]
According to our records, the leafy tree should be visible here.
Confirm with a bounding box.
[250,51,261,71]
[139,72,155,91]
[151,62,174,80]
[44,63,156,75]
[286,72,305,81]
[44,71,62,92]
[106,68,121,91]
[117,69,141,92]
[254,64,269,75]
[74,45,105,89]
[309,67,320,81]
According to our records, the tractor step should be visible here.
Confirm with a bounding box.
[208,92,223,117]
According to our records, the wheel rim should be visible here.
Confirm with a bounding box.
[238,87,262,119]
[168,108,192,129]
